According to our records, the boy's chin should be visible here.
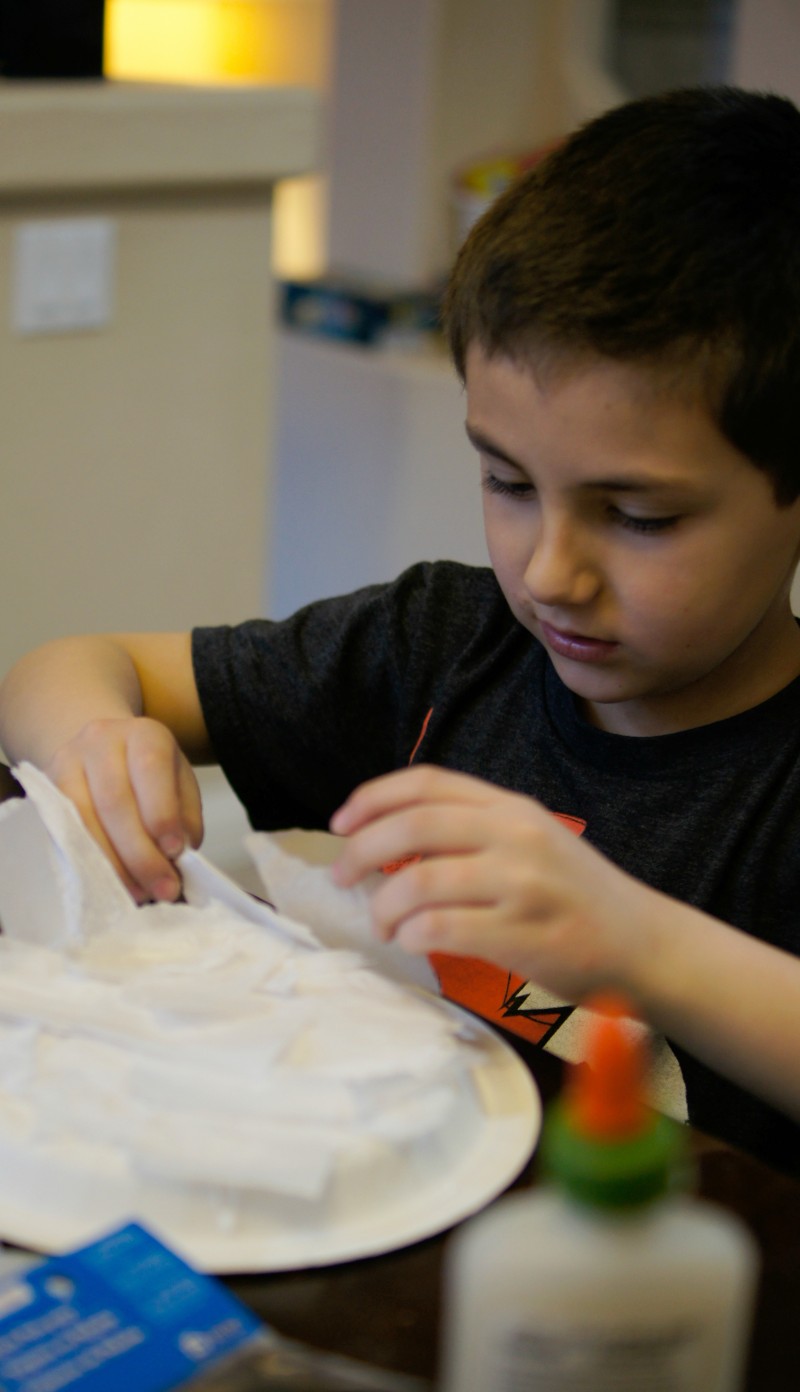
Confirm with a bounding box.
[545,658,655,733]
[544,650,630,701]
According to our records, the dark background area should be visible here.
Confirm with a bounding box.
[0,0,105,78]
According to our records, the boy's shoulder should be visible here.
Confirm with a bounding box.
[377,559,521,655]
[319,559,515,649]
[387,558,502,604]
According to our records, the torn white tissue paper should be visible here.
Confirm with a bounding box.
[245,831,439,992]
[0,762,132,943]
[0,762,520,1268]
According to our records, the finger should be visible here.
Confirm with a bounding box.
[85,748,181,902]
[390,903,569,989]
[330,764,495,835]
[332,803,489,887]
[373,862,550,972]
[391,898,614,1004]
[369,852,493,941]
[176,758,204,850]
[53,760,151,904]
[389,901,518,960]
[127,723,196,860]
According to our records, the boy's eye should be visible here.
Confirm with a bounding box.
[612,507,680,534]
[482,473,534,499]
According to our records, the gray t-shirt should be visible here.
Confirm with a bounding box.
[193,561,800,1171]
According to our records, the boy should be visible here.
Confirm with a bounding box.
[2,86,800,1171]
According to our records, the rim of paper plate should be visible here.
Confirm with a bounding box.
[0,1005,541,1274]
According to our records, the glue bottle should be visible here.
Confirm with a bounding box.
[441,996,759,1392]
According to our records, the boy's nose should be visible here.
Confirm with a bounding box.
[522,521,600,608]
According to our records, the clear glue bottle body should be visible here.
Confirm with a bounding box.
[440,997,759,1392]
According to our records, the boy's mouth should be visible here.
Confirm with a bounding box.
[538,621,619,663]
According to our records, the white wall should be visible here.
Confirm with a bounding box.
[731,0,800,609]
[732,0,800,103]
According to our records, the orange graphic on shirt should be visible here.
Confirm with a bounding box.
[388,707,586,1048]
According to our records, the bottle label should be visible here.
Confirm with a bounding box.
[496,1322,704,1391]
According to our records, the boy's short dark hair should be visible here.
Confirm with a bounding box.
[443,87,800,504]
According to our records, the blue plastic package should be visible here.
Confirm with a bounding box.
[0,1225,429,1392]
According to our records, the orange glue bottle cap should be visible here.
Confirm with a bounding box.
[540,993,684,1209]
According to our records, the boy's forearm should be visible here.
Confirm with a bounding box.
[634,893,800,1124]
[0,631,210,768]
[0,636,145,767]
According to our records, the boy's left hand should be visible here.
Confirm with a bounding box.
[330,765,663,1003]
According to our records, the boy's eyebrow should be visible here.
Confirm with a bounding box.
[465,424,694,493]
[465,425,519,467]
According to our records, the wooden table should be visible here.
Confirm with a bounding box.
[1,764,798,1390]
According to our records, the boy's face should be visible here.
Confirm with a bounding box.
[465,346,800,735]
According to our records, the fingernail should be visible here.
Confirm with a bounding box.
[153,875,180,902]
[159,834,184,859]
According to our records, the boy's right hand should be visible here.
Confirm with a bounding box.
[44,716,204,904]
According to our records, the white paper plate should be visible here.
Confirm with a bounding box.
[0,1007,541,1274]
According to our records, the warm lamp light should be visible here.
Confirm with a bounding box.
[104,0,310,84]
[105,0,223,83]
